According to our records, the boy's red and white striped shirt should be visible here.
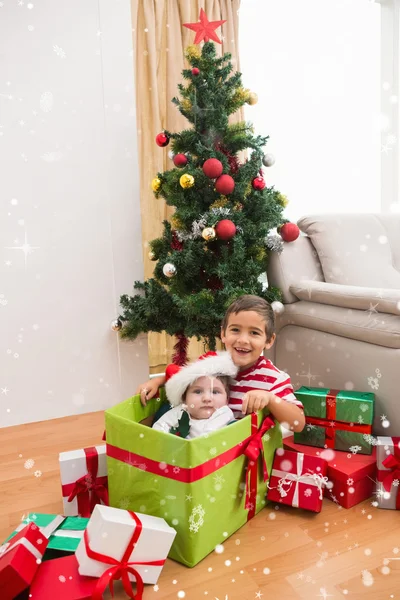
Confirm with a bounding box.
[198,352,302,417]
[230,355,302,417]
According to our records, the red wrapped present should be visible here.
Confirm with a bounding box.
[267,448,328,512]
[284,435,377,508]
[376,436,400,510]
[59,445,108,517]
[28,555,98,600]
[0,522,48,599]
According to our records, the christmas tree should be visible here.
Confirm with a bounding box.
[118,10,297,364]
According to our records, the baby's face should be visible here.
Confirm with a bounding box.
[184,376,228,420]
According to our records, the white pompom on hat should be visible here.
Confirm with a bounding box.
[165,351,238,408]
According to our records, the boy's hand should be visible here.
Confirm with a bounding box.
[242,390,274,415]
[136,376,164,407]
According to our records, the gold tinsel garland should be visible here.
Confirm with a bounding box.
[185,45,201,60]
[171,214,184,230]
[210,196,229,209]
[244,181,252,199]
[181,98,192,112]
[277,193,289,207]
[232,86,250,104]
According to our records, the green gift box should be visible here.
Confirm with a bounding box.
[105,392,282,567]
[6,513,89,556]
[294,387,374,455]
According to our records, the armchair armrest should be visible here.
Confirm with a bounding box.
[290,280,400,316]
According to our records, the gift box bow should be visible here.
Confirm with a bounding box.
[62,447,109,517]
[305,389,371,448]
[271,453,328,508]
[243,414,275,519]
[84,511,165,600]
[377,443,400,509]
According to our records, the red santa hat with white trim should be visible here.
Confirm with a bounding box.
[165,351,238,408]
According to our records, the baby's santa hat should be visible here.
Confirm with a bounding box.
[165,352,238,408]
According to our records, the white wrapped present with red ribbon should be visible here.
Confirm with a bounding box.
[59,444,108,517]
[75,505,176,600]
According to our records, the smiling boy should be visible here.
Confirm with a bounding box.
[138,295,305,433]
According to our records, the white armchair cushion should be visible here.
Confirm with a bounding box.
[298,214,400,288]
[290,280,400,316]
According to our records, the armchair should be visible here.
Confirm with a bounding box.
[266,214,400,436]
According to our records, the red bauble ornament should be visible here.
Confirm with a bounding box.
[173,153,188,167]
[215,174,235,195]
[192,67,200,76]
[215,219,236,241]
[156,132,169,147]
[203,158,223,179]
[279,222,300,243]
[252,176,266,190]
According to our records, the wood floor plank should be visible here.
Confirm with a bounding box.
[1,411,399,599]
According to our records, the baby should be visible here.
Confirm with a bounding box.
[152,352,237,439]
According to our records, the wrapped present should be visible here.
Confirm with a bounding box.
[284,435,377,508]
[267,448,328,512]
[105,392,282,567]
[28,555,98,600]
[294,387,374,454]
[6,514,89,554]
[376,436,400,510]
[76,505,176,598]
[59,444,108,517]
[0,522,49,599]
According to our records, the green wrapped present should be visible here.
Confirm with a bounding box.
[294,387,374,455]
[6,513,89,555]
[105,392,282,567]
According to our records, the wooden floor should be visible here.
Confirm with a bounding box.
[1,411,399,600]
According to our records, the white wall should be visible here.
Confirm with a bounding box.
[0,0,148,427]
[240,0,382,221]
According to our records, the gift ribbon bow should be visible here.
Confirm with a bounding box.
[243,414,275,520]
[305,389,371,448]
[378,442,400,510]
[272,452,328,508]
[84,511,165,600]
[63,447,109,517]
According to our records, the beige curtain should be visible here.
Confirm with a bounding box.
[130,0,243,370]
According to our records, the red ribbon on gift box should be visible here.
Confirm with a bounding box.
[61,447,109,518]
[84,511,165,600]
[377,441,400,510]
[305,389,371,448]
[107,414,275,521]
[243,414,274,520]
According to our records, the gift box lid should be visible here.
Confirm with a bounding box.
[294,387,374,425]
[284,436,376,483]
[28,555,98,600]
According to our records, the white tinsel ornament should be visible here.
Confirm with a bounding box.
[265,234,284,254]
[271,301,285,315]
[262,153,276,167]
[168,150,175,160]
[110,318,122,331]
[163,262,177,278]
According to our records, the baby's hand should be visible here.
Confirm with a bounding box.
[136,376,164,407]
[242,390,274,415]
